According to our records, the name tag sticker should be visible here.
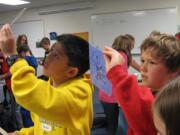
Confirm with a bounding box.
[41,123,52,132]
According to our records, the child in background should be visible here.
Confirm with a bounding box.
[125,34,141,71]
[0,24,93,135]
[16,34,33,56]
[38,37,51,81]
[16,35,37,128]
[16,34,28,48]
[0,50,24,131]
[17,44,38,75]
[0,50,21,132]
[99,35,131,135]
[39,37,51,63]
[153,76,180,135]
[17,44,38,127]
[103,34,180,135]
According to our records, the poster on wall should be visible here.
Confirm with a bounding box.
[72,32,89,41]
[49,32,58,40]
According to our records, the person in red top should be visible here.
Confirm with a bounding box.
[0,50,24,130]
[1,57,11,91]
[103,34,180,135]
[0,50,11,103]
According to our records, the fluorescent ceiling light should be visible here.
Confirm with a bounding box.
[168,8,177,13]
[0,0,30,5]
[132,11,146,16]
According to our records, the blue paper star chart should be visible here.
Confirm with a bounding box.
[89,45,112,95]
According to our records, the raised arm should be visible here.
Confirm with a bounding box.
[0,24,17,57]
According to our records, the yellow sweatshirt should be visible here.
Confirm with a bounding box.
[10,59,93,135]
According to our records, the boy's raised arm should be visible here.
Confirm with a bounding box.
[10,59,92,129]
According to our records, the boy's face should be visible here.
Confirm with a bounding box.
[153,109,166,135]
[42,43,78,85]
[140,49,176,90]
[42,44,50,51]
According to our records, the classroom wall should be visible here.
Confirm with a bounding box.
[1,0,180,36]
[0,0,180,74]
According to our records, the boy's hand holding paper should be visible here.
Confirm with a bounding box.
[103,47,125,72]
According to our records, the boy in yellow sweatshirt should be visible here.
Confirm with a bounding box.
[0,24,93,135]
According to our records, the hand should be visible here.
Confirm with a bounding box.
[0,24,17,57]
[103,47,125,72]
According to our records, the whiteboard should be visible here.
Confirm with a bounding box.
[91,8,178,54]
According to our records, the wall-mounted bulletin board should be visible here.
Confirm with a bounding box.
[73,32,89,41]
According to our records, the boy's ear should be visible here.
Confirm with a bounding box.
[170,68,180,78]
[66,67,79,78]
